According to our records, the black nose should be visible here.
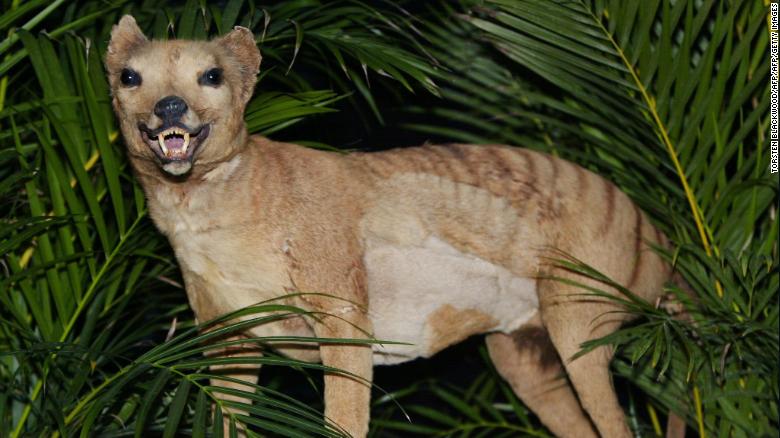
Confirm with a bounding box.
[154,96,188,121]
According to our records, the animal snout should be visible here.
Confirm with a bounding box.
[154,96,188,122]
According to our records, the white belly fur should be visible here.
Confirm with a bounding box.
[366,235,538,365]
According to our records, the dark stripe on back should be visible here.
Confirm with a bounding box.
[520,150,537,181]
[600,179,616,234]
[495,150,517,198]
[428,145,457,180]
[652,226,661,248]
[407,148,430,172]
[574,164,588,198]
[445,144,476,184]
[494,149,515,181]
[445,143,467,161]
[366,151,396,177]
[543,155,559,218]
[627,204,644,289]
[549,155,560,182]
[653,225,672,276]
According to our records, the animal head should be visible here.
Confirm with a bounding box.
[106,15,261,176]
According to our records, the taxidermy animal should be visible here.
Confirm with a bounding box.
[106,15,675,438]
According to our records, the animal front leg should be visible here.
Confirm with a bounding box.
[206,335,262,435]
[315,310,373,438]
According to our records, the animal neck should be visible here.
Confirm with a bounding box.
[135,150,252,238]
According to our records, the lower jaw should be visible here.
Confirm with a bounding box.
[151,140,200,175]
[161,160,193,176]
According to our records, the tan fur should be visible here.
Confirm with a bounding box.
[108,16,673,437]
[427,305,498,354]
[486,314,598,437]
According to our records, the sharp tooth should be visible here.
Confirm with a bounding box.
[182,132,190,151]
[157,133,169,155]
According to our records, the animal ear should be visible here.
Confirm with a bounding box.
[216,26,262,103]
[106,15,147,72]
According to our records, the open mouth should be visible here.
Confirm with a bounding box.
[139,123,210,163]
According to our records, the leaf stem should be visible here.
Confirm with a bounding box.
[584,2,723,302]
[693,384,705,438]
[588,6,711,253]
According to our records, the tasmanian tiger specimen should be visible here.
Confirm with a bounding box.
[106,15,674,438]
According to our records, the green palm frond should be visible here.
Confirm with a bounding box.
[411,1,777,436]
[2,0,777,436]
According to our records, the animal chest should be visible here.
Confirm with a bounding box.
[152,186,300,334]
[172,226,292,317]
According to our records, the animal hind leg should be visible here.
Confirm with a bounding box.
[539,276,632,438]
[486,313,597,438]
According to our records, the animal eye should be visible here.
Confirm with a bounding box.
[199,68,223,87]
[120,68,141,87]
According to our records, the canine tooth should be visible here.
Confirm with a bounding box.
[157,133,169,155]
[182,132,190,151]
